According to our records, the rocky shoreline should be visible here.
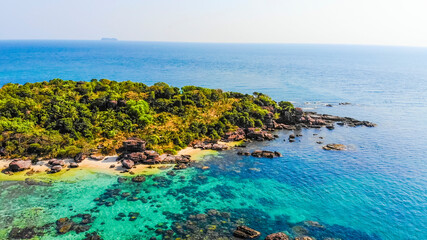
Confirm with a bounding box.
[1,107,373,178]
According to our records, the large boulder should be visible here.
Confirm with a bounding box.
[50,165,63,173]
[233,226,261,239]
[122,160,135,169]
[144,150,159,159]
[265,232,290,240]
[124,152,147,163]
[9,160,32,172]
[122,138,146,152]
[48,159,65,166]
[74,153,87,163]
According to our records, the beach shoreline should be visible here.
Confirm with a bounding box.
[0,146,219,182]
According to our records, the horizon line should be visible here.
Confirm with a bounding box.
[1,38,427,49]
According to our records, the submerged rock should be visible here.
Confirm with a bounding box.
[322,144,346,151]
[56,217,74,234]
[233,226,261,239]
[132,175,146,183]
[265,232,290,240]
[8,227,37,239]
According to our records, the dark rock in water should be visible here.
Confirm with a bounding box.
[132,175,146,183]
[50,165,63,173]
[289,134,295,139]
[122,138,146,152]
[167,171,176,176]
[304,220,324,228]
[9,160,31,172]
[56,217,74,234]
[109,164,115,168]
[265,232,290,240]
[24,178,51,186]
[289,139,295,142]
[274,151,282,157]
[117,177,127,183]
[323,144,346,151]
[74,152,87,163]
[84,232,102,240]
[233,226,261,239]
[122,160,135,169]
[174,163,187,170]
[8,227,36,239]
[69,162,79,168]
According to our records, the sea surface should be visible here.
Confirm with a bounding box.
[0,41,426,240]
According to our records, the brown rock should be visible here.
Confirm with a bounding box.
[74,153,87,163]
[322,144,346,151]
[50,165,62,173]
[265,232,290,240]
[123,138,146,152]
[233,226,261,239]
[9,160,31,172]
[122,160,135,169]
[132,175,146,183]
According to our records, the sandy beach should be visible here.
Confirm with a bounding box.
[0,146,218,182]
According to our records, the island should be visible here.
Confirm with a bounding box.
[0,79,375,176]
[0,79,377,239]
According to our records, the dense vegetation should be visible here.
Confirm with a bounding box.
[0,79,294,159]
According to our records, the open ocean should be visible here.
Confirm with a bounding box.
[0,40,426,240]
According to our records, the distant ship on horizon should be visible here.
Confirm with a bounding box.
[101,38,118,41]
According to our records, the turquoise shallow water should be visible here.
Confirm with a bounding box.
[0,41,426,239]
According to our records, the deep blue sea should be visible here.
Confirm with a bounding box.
[0,40,426,240]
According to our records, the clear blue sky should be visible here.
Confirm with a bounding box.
[1,0,427,46]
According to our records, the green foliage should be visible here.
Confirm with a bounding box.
[0,79,290,158]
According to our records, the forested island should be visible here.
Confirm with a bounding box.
[0,79,296,159]
[0,79,376,162]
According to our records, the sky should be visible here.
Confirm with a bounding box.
[1,0,427,47]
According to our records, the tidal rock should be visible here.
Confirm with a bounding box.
[9,160,31,172]
[265,232,290,240]
[233,226,261,239]
[122,160,135,169]
[132,175,146,183]
[322,144,346,151]
[223,128,246,142]
[174,163,187,170]
[69,162,79,168]
[50,165,63,173]
[48,159,65,166]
